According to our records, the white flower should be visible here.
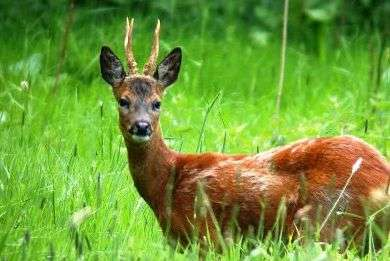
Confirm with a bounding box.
[69,206,94,229]
[20,80,29,91]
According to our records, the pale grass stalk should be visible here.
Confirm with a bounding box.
[318,157,363,233]
[51,0,75,95]
[275,0,289,124]
[196,91,221,153]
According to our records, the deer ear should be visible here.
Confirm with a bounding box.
[154,47,181,88]
[100,46,126,87]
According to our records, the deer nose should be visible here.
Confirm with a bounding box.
[130,121,151,136]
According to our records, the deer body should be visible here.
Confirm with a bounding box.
[126,130,389,245]
[100,19,390,248]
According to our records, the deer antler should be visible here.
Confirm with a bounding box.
[124,17,138,75]
[143,19,160,76]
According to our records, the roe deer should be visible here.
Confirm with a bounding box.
[99,18,390,249]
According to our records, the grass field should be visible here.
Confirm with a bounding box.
[0,5,389,260]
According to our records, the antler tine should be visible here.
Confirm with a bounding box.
[143,19,160,76]
[124,17,138,75]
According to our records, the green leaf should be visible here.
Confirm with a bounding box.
[305,8,333,22]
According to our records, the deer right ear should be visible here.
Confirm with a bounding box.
[100,46,126,87]
[154,47,182,88]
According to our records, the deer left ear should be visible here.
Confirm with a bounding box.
[100,46,126,87]
[154,47,182,88]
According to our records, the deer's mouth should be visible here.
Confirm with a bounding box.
[131,134,151,143]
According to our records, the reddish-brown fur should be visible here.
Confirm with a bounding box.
[100,20,390,249]
[124,125,389,246]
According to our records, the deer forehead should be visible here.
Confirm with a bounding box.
[117,75,162,100]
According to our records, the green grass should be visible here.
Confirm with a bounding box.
[0,5,389,260]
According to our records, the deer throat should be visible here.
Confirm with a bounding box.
[125,130,177,209]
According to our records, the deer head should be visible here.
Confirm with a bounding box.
[100,18,182,144]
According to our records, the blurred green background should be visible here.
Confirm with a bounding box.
[0,0,389,259]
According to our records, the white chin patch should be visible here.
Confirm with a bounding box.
[131,135,151,143]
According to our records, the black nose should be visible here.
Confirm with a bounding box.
[130,121,151,136]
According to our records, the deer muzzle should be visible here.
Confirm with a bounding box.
[129,121,152,143]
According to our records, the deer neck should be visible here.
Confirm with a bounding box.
[124,126,176,209]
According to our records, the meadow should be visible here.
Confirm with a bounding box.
[0,2,389,260]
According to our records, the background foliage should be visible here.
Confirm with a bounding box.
[0,0,389,259]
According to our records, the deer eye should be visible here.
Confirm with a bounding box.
[152,100,161,111]
[119,98,129,108]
